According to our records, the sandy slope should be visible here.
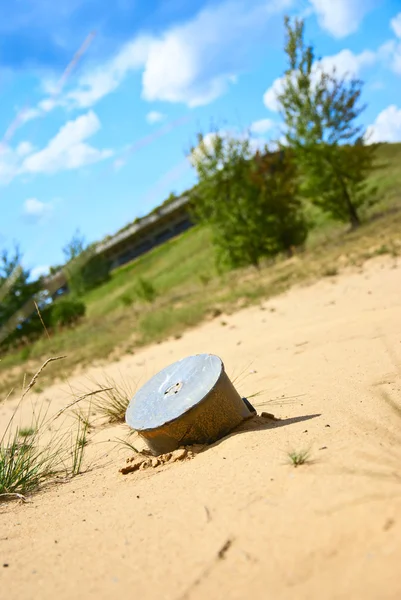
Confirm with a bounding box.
[1,257,401,600]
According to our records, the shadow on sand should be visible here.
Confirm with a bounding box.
[206,412,322,450]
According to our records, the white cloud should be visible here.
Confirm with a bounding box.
[189,132,221,167]
[16,141,34,157]
[146,111,165,124]
[391,12,401,38]
[366,105,401,143]
[319,48,376,75]
[38,98,57,113]
[0,112,113,186]
[140,1,282,107]
[140,0,295,107]
[392,47,401,74]
[378,13,401,74]
[309,0,376,38]
[66,36,152,109]
[22,111,112,174]
[264,79,285,112]
[31,265,50,280]
[22,198,54,223]
[190,127,269,167]
[113,157,127,171]
[19,107,41,125]
[13,36,152,125]
[379,38,401,74]
[248,137,270,154]
[264,48,376,112]
[249,119,275,135]
[27,0,293,114]
[369,80,385,90]
[0,144,22,185]
[42,79,60,96]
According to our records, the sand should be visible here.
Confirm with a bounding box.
[1,256,401,600]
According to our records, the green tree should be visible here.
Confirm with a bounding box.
[62,229,86,262]
[0,245,42,347]
[80,252,110,291]
[62,230,110,295]
[190,132,307,267]
[0,246,38,325]
[277,17,378,228]
[165,191,177,205]
[62,230,87,295]
[251,150,308,254]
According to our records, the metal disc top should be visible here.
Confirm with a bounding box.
[125,354,223,431]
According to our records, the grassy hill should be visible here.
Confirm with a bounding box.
[1,143,401,395]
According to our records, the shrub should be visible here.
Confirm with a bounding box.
[19,346,31,361]
[135,277,157,303]
[51,297,86,327]
[120,292,134,307]
[199,273,211,286]
[80,253,111,291]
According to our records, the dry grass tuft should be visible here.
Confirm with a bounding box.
[91,375,137,423]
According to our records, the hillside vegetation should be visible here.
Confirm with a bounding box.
[0,142,400,396]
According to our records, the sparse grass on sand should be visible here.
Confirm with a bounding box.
[288,449,310,467]
[1,424,64,500]
[115,431,140,454]
[0,144,400,396]
[0,359,108,501]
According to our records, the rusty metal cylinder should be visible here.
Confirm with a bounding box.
[125,354,254,455]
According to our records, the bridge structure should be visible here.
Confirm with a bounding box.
[43,194,193,297]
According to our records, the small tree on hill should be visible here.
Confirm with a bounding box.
[0,246,38,326]
[62,230,110,295]
[277,17,378,228]
[190,132,307,267]
[62,229,86,262]
[63,230,87,295]
[0,245,42,348]
[251,150,308,255]
[191,133,259,268]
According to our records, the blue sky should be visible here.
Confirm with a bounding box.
[1,0,401,278]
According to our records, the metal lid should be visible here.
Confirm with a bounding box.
[125,354,223,431]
